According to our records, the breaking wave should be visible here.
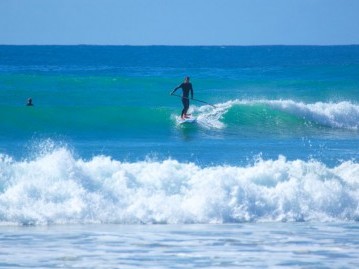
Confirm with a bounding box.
[192,99,359,131]
[0,144,358,225]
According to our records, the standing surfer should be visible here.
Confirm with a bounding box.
[171,76,194,119]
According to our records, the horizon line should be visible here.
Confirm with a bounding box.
[0,44,359,47]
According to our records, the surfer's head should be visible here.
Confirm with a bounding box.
[26,98,33,106]
[184,76,190,82]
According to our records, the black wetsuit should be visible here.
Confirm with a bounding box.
[173,82,193,117]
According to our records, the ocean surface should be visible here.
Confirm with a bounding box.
[1,45,359,268]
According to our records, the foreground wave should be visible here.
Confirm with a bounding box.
[1,146,358,225]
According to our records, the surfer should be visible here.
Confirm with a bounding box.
[26,98,33,106]
[171,76,193,119]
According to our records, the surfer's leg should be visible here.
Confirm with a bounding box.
[181,108,186,119]
[182,99,190,118]
[181,98,189,119]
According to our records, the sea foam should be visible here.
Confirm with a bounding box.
[0,146,358,225]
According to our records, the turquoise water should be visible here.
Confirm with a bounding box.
[1,46,359,166]
[1,46,359,267]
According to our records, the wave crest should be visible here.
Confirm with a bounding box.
[192,99,359,131]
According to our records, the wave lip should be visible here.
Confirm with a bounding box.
[0,148,358,225]
[263,100,359,130]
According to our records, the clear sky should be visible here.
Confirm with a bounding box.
[1,0,358,45]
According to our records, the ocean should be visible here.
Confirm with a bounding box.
[1,45,359,268]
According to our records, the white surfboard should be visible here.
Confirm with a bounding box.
[177,116,197,124]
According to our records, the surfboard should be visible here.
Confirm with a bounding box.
[177,116,197,124]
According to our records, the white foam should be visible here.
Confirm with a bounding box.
[191,101,234,129]
[1,148,358,225]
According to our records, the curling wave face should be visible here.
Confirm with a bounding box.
[192,99,359,130]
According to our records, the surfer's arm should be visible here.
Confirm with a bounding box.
[190,85,193,99]
[171,84,182,95]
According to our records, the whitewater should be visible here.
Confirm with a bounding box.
[1,145,359,226]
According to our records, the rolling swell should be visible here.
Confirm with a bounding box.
[1,106,172,137]
[2,99,359,138]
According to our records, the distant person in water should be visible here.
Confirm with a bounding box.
[171,76,193,119]
[26,98,33,106]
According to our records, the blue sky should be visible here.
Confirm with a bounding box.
[1,0,358,45]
